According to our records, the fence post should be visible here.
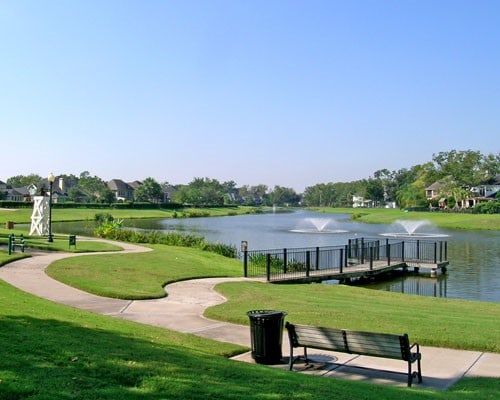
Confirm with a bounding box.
[344,245,348,269]
[444,241,447,261]
[8,234,13,255]
[306,251,310,277]
[283,248,287,274]
[266,254,271,282]
[315,247,320,270]
[361,238,365,263]
[369,246,374,270]
[339,248,344,273]
[401,241,405,263]
[416,240,420,260]
[434,242,437,264]
[243,250,248,277]
[387,243,391,266]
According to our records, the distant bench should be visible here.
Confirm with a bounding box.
[285,322,422,387]
[8,234,25,255]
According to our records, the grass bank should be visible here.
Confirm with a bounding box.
[46,244,242,299]
[0,270,498,399]
[0,206,262,225]
[315,207,500,231]
[206,281,500,353]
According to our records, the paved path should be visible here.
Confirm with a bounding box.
[0,240,498,390]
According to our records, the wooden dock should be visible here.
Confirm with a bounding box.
[243,237,449,283]
[269,260,449,283]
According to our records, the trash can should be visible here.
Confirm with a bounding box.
[246,310,287,364]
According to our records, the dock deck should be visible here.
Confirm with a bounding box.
[243,237,449,283]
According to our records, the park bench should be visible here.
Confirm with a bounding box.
[285,322,422,387]
[8,234,25,255]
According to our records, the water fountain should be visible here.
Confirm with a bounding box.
[290,217,348,234]
[381,220,448,238]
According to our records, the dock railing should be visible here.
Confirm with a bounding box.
[242,237,448,282]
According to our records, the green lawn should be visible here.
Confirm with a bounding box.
[0,206,260,225]
[0,276,498,399]
[46,244,243,299]
[1,206,499,398]
[206,281,500,353]
[318,207,500,231]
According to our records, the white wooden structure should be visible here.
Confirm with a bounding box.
[29,196,49,236]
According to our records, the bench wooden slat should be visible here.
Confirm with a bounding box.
[285,322,422,387]
[290,325,345,352]
[343,330,406,360]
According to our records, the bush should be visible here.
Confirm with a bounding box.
[473,201,500,214]
[93,224,237,258]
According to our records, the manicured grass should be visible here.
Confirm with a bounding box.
[0,206,260,224]
[0,251,30,266]
[0,280,498,399]
[318,207,500,231]
[46,244,243,299]
[0,229,123,253]
[207,281,500,353]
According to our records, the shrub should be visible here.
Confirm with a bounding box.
[93,223,237,258]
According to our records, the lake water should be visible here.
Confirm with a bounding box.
[53,210,500,303]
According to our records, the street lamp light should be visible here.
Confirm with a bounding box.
[47,172,55,242]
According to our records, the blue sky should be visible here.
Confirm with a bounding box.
[1,0,499,192]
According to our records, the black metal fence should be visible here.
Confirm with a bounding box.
[242,237,448,281]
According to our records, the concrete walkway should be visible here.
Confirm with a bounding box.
[0,241,498,390]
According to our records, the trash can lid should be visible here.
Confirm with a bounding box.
[246,310,287,317]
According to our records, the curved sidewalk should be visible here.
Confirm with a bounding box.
[0,242,498,390]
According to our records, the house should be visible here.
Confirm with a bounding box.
[1,181,32,202]
[465,175,500,208]
[352,195,375,208]
[426,176,500,209]
[425,181,447,201]
[108,179,136,202]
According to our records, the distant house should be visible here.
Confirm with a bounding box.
[353,195,375,208]
[163,185,177,203]
[426,176,500,209]
[108,179,136,202]
[466,175,500,208]
[1,181,32,202]
[425,181,447,201]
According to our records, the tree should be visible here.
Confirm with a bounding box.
[396,184,427,209]
[6,174,43,188]
[433,150,484,186]
[79,171,107,201]
[365,179,385,203]
[268,186,300,206]
[134,178,162,203]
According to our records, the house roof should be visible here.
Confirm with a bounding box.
[426,181,447,191]
[108,179,134,192]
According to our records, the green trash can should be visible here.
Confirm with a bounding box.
[247,310,287,364]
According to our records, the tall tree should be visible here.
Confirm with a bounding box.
[6,174,43,188]
[134,178,162,203]
[432,150,484,186]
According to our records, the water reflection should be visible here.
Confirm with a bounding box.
[359,274,448,298]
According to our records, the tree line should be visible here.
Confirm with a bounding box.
[2,150,499,210]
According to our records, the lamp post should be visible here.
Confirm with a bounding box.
[47,172,55,242]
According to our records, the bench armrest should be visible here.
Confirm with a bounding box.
[409,342,420,353]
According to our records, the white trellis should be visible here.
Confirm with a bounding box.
[30,196,49,236]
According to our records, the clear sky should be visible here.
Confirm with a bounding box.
[1,0,499,192]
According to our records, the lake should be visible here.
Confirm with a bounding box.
[53,210,500,303]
